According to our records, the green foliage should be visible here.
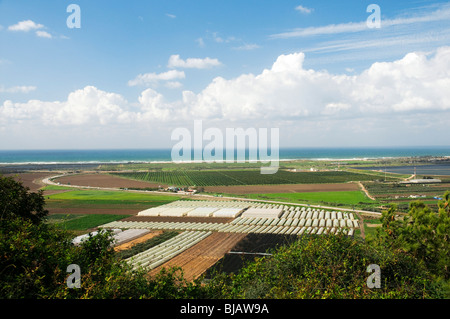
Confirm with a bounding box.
[0,177,204,299]
[205,234,443,299]
[0,175,48,224]
[0,216,206,299]
[0,217,77,298]
[373,193,450,280]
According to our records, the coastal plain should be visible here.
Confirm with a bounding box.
[2,157,449,281]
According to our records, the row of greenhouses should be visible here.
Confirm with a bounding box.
[137,200,354,219]
[126,231,212,270]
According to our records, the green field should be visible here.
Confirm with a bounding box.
[243,190,373,206]
[46,214,129,231]
[112,169,400,187]
[41,185,75,191]
[45,190,181,210]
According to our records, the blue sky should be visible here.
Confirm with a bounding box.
[1,0,450,149]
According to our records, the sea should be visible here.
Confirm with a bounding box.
[1,146,450,174]
[0,146,449,164]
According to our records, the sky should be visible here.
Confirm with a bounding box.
[1,0,450,150]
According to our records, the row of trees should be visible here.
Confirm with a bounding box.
[0,175,449,299]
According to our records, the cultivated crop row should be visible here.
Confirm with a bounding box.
[126,231,212,270]
[112,170,381,187]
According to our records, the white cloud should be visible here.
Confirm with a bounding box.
[272,3,450,39]
[168,54,222,69]
[0,86,130,126]
[36,30,52,38]
[8,20,44,32]
[295,5,313,14]
[128,70,185,87]
[166,13,176,19]
[196,38,205,48]
[179,47,450,121]
[232,43,261,51]
[8,20,55,39]
[2,48,450,141]
[0,85,37,93]
[271,21,368,39]
[165,81,183,89]
[209,31,237,44]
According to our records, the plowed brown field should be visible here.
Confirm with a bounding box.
[149,232,247,281]
[54,173,165,189]
[203,183,359,194]
[114,231,163,252]
[5,172,55,192]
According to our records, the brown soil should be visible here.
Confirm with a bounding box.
[114,231,163,252]
[54,173,165,189]
[123,216,234,224]
[149,232,247,281]
[203,183,359,194]
[4,172,55,192]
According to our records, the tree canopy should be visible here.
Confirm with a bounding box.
[0,175,48,224]
[373,191,450,280]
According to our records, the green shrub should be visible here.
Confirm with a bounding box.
[205,234,444,299]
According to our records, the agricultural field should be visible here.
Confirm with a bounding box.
[97,156,445,172]
[54,173,164,189]
[46,214,129,235]
[116,231,180,260]
[149,232,248,281]
[204,233,300,278]
[111,169,400,187]
[4,171,55,192]
[45,189,181,214]
[203,183,360,195]
[243,191,372,206]
[362,180,450,212]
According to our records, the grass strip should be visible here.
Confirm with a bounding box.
[49,214,129,231]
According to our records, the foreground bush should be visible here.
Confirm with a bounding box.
[205,234,445,299]
[372,193,450,280]
[0,216,206,299]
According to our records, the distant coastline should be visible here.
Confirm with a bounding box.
[1,147,450,165]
